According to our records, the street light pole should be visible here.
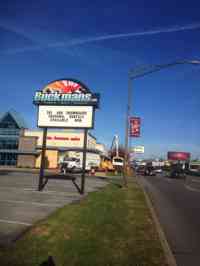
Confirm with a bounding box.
[123,59,200,183]
[123,75,132,185]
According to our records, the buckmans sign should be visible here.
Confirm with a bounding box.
[33,79,99,107]
[34,79,99,129]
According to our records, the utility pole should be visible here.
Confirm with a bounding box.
[123,75,132,185]
[81,129,88,194]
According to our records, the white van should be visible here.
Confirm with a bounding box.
[60,153,101,173]
[60,157,81,173]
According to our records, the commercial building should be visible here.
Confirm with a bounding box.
[0,110,27,166]
[95,143,108,157]
[0,109,106,169]
[18,129,100,169]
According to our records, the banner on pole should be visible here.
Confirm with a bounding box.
[130,117,141,137]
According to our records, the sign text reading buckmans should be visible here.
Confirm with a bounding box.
[33,79,99,107]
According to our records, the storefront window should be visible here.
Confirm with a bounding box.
[0,111,27,166]
[0,139,18,150]
[0,153,17,165]
[0,129,20,135]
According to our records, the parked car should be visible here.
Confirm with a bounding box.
[144,165,156,176]
[154,167,163,174]
[168,163,186,178]
[136,165,146,175]
[60,157,81,174]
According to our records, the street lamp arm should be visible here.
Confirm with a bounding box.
[129,60,200,79]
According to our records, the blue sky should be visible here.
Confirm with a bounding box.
[1,0,200,158]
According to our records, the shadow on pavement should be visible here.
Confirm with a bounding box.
[45,173,78,181]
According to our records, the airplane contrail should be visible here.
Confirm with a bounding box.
[1,22,200,54]
[63,22,200,47]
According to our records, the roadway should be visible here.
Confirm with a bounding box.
[140,172,200,266]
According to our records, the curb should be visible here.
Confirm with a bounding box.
[136,176,177,266]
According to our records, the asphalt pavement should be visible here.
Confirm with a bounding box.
[0,171,108,246]
[140,172,200,266]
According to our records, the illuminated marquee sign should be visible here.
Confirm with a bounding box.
[34,78,100,129]
[38,105,94,128]
[33,79,99,107]
[34,78,99,193]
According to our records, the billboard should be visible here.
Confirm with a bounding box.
[130,117,141,137]
[167,152,190,161]
[38,105,94,128]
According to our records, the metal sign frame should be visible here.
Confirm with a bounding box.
[34,78,99,194]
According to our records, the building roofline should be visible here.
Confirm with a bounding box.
[0,110,28,129]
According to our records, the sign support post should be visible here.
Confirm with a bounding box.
[38,127,47,191]
[34,79,99,194]
[81,129,88,194]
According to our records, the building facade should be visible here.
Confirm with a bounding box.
[0,110,27,166]
[0,110,104,169]
[18,129,101,169]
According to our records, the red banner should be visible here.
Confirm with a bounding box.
[130,117,141,137]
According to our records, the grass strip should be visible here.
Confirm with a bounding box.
[0,181,167,266]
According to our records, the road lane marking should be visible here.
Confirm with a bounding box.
[0,219,32,226]
[191,178,200,183]
[184,184,200,193]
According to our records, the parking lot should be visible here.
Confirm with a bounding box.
[0,171,108,245]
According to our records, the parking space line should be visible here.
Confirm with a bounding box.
[0,199,61,207]
[0,219,32,226]
[0,186,79,196]
[24,189,80,196]
[0,186,32,191]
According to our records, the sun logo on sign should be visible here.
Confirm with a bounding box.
[43,80,88,94]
